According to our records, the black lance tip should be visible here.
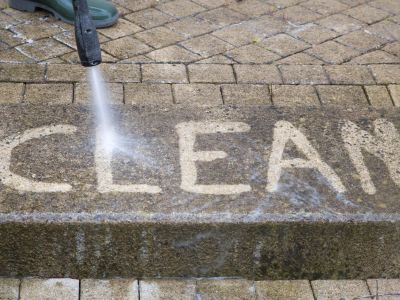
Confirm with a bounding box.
[73,0,102,67]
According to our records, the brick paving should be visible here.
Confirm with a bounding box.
[1,277,400,299]
[0,0,397,106]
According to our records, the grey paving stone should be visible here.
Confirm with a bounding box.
[20,278,79,300]
[98,19,142,39]
[367,279,400,300]
[140,279,195,300]
[256,280,314,300]
[280,65,329,84]
[173,83,222,105]
[134,27,185,49]
[180,34,234,58]
[221,84,271,105]
[24,83,73,104]
[196,279,255,300]
[317,85,368,106]
[75,82,124,104]
[311,280,370,300]
[0,63,45,82]
[234,64,282,84]
[146,45,201,63]
[124,8,175,29]
[365,85,394,108]
[188,64,235,83]
[101,36,153,60]
[0,278,19,300]
[125,83,173,105]
[0,82,23,103]
[81,279,138,300]
[325,65,375,84]
[371,65,400,84]
[226,44,281,64]
[388,84,400,106]
[272,85,320,106]
[142,64,188,84]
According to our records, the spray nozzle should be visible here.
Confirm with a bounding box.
[73,0,102,67]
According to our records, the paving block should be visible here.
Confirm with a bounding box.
[279,65,329,85]
[276,53,324,65]
[140,279,195,300]
[221,84,271,105]
[344,4,390,24]
[100,64,141,83]
[125,8,175,29]
[288,24,338,45]
[0,63,45,82]
[46,64,86,82]
[0,82,24,103]
[125,83,173,105]
[156,0,205,18]
[306,41,360,64]
[335,30,387,52]
[134,27,185,49]
[226,44,281,64]
[367,279,400,300]
[317,13,365,34]
[165,16,216,38]
[0,278,19,300]
[20,278,79,300]
[234,65,282,84]
[258,33,310,57]
[388,84,400,106]
[101,36,153,60]
[365,85,394,108]
[256,280,314,300]
[301,0,349,15]
[274,5,322,25]
[196,279,255,300]
[75,82,123,104]
[311,280,370,300]
[371,65,400,84]
[325,65,375,84]
[98,19,142,39]
[228,0,276,17]
[367,20,400,42]
[181,34,234,58]
[173,83,222,105]
[317,85,368,106]
[188,64,235,83]
[17,39,72,62]
[81,279,138,300]
[142,64,188,84]
[25,83,73,104]
[347,50,400,65]
[272,85,320,106]
[146,45,201,63]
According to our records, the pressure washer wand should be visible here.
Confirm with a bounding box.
[73,0,102,67]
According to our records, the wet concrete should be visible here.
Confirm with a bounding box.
[0,105,400,278]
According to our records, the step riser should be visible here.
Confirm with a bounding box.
[1,222,400,279]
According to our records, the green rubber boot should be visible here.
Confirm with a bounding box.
[8,0,119,28]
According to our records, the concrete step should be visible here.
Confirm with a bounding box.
[0,104,400,279]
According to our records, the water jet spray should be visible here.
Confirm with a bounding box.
[73,0,102,67]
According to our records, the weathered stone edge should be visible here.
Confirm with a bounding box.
[1,221,400,279]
